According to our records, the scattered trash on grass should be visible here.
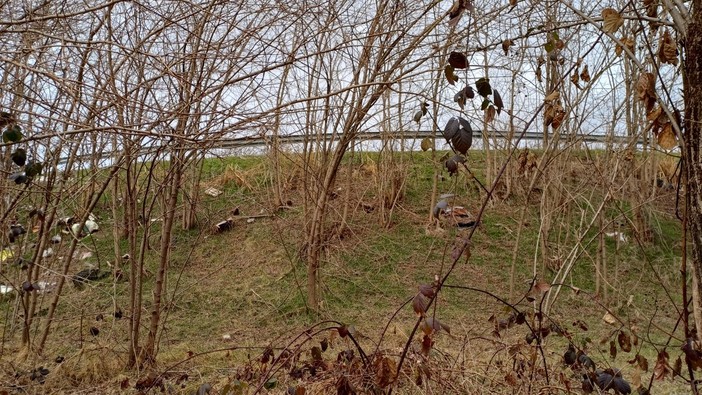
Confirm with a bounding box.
[204,187,223,197]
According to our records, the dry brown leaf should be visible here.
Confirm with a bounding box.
[658,30,678,66]
[502,39,512,55]
[485,105,496,123]
[615,36,635,57]
[654,350,672,380]
[535,66,542,82]
[602,8,624,33]
[551,105,565,130]
[570,71,580,89]
[510,0,518,6]
[647,106,662,122]
[580,64,591,82]
[545,90,560,102]
[535,280,551,293]
[636,72,656,102]
[644,0,657,18]
[373,356,397,388]
[618,331,632,352]
[630,368,642,388]
[544,103,555,126]
[603,312,617,325]
[657,124,677,150]
[444,65,459,85]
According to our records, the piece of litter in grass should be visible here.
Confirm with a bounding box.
[605,231,628,243]
[246,218,255,224]
[215,219,234,233]
[79,251,93,260]
[222,334,232,341]
[204,187,223,197]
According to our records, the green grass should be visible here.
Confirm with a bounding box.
[0,148,690,394]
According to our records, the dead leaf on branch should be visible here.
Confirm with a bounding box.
[602,8,624,33]
[618,331,632,352]
[644,0,658,18]
[448,0,474,27]
[570,71,580,89]
[444,65,459,85]
[654,350,672,380]
[485,105,496,123]
[636,72,656,112]
[636,72,655,100]
[657,124,677,150]
[412,293,429,316]
[502,39,512,55]
[615,36,636,57]
[580,64,591,83]
[448,51,469,69]
[658,29,678,66]
[646,105,662,122]
[545,90,560,102]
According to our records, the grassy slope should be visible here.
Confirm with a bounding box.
[0,150,688,393]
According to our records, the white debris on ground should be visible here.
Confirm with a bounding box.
[204,187,223,197]
[605,231,628,243]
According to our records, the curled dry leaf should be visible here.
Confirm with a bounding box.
[681,338,702,370]
[534,280,551,293]
[413,110,423,123]
[609,340,617,359]
[475,77,492,97]
[545,90,560,102]
[615,36,635,57]
[636,72,656,112]
[580,64,591,83]
[448,51,469,69]
[646,105,662,122]
[636,72,655,101]
[658,29,678,66]
[421,334,433,355]
[618,331,632,352]
[570,71,580,89]
[421,317,450,335]
[502,39,512,55]
[444,65,459,85]
[373,355,397,388]
[654,350,671,380]
[657,124,677,150]
[644,0,658,18]
[419,284,435,298]
[673,356,682,377]
[485,105,496,123]
[551,105,566,130]
[602,8,624,33]
[493,89,504,115]
[412,293,429,316]
[603,312,617,325]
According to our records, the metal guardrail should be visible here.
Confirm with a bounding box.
[67,130,645,166]
[207,130,643,150]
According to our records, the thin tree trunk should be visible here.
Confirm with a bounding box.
[684,1,702,344]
